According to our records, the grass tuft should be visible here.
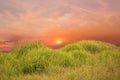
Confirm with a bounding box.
[0,40,120,80]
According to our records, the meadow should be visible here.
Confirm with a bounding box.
[0,40,120,80]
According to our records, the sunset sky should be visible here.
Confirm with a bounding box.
[0,0,120,51]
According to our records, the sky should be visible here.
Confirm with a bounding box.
[0,0,120,51]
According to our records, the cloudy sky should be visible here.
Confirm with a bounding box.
[0,0,120,51]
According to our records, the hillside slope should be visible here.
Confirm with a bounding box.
[0,41,120,80]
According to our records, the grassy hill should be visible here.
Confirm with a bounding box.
[0,41,120,80]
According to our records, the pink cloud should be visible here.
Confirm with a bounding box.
[0,0,120,51]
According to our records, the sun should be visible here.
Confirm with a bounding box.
[56,40,62,45]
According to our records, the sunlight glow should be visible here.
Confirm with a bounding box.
[56,40,62,45]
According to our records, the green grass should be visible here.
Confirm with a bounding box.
[0,40,120,80]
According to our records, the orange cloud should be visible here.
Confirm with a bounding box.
[0,0,120,51]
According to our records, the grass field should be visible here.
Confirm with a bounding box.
[0,40,120,80]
